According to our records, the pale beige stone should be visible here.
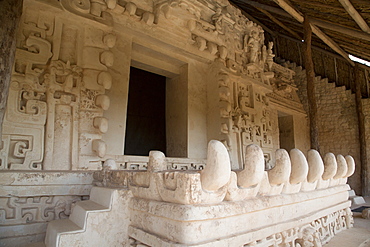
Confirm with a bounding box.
[200,140,231,191]
[323,153,338,180]
[345,155,356,177]
[307,149,324,183]
[103,158,117,170]
[148,151,166,172]
[93,117,109,133]
[334,154,348,179]
[268,149,291,186]
[289,148,309,184]
[237,144,265,188]
[92,139,107,158]
[0,0,358,245]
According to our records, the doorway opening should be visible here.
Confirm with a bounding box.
[278,112,295,151]
[124,67,166,156]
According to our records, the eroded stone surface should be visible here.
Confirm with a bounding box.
[0,0,358,245]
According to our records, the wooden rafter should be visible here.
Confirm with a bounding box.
[310,18,370,42]
[294,1,344,12]
[234,0,290,18]
[255,7,301,40]
[338,0,370,33]
[238,0,370,43]
[272,0,355,66]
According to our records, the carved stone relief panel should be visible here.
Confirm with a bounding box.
[231,80,273,169]
[0,195,83,225]
[267,63,305,113]
[0,10,52,170]
[181,0,275,85]
[212,67,274,170]
[0,5,115,170]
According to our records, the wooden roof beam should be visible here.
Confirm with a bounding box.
[310,18,370,42]
[255,7,302,40]
[338,0,370,34]
[238,0,370,42]
[234,0,291,18]
[272,0,355,66]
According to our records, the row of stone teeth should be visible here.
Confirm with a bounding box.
[200,140,355,192]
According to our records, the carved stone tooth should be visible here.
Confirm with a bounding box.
[207,42,218,55]
[148,151,166,172]
[322,153,338,180]
[103,34,116,48]
[95,94,110,110]
[289,149,309,184]
[93,117,109,133]
[200,140,231,191]
[268,149,291,186]
[125,2,137,16]
[98,71,112,90]
[307,149,324,183]
[195,36,206,51]
[103,159,118,170]
[90,2,107,17]
[92,139,107,158]
[344,155,355,177]
[334,155,348,179]
[188,20,196,31]
[105,0,117,9]
[219,101,231,118]
[100,51,114,67]
[218,46,227,60]
[142,12,154,25]
[237,144,264,188]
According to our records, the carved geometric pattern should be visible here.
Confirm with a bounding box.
[243,208,352,247]
[0,195,83,225]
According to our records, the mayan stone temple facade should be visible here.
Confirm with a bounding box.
[0,0,357,246]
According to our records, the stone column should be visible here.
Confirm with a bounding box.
[0,0,23,149]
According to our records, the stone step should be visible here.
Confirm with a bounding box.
[44,187,117,247]
[89,186,116,208]
[69,200,109,228]
[45,219,82,247]
[351,196,366,206]
[349,190,367,209]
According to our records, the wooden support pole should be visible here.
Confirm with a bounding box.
[354,64,369,196]
[303,16,320,152]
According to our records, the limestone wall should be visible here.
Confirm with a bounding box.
[0,0,308,172]
[292,64,361,194]
[361,98,370,195]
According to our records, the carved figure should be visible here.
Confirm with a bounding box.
[266,41,275,71]
[212,7,224,34]
[244,29,261,63]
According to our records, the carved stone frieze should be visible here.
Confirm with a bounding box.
[0,195,83,225]
[267,63,305,113]
[1,7,116,170]
[243,208,352,247]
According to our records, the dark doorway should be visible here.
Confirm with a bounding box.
[124,67,166,156]
[278,112,295,152]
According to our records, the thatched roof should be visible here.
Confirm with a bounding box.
[231,0,370,97]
